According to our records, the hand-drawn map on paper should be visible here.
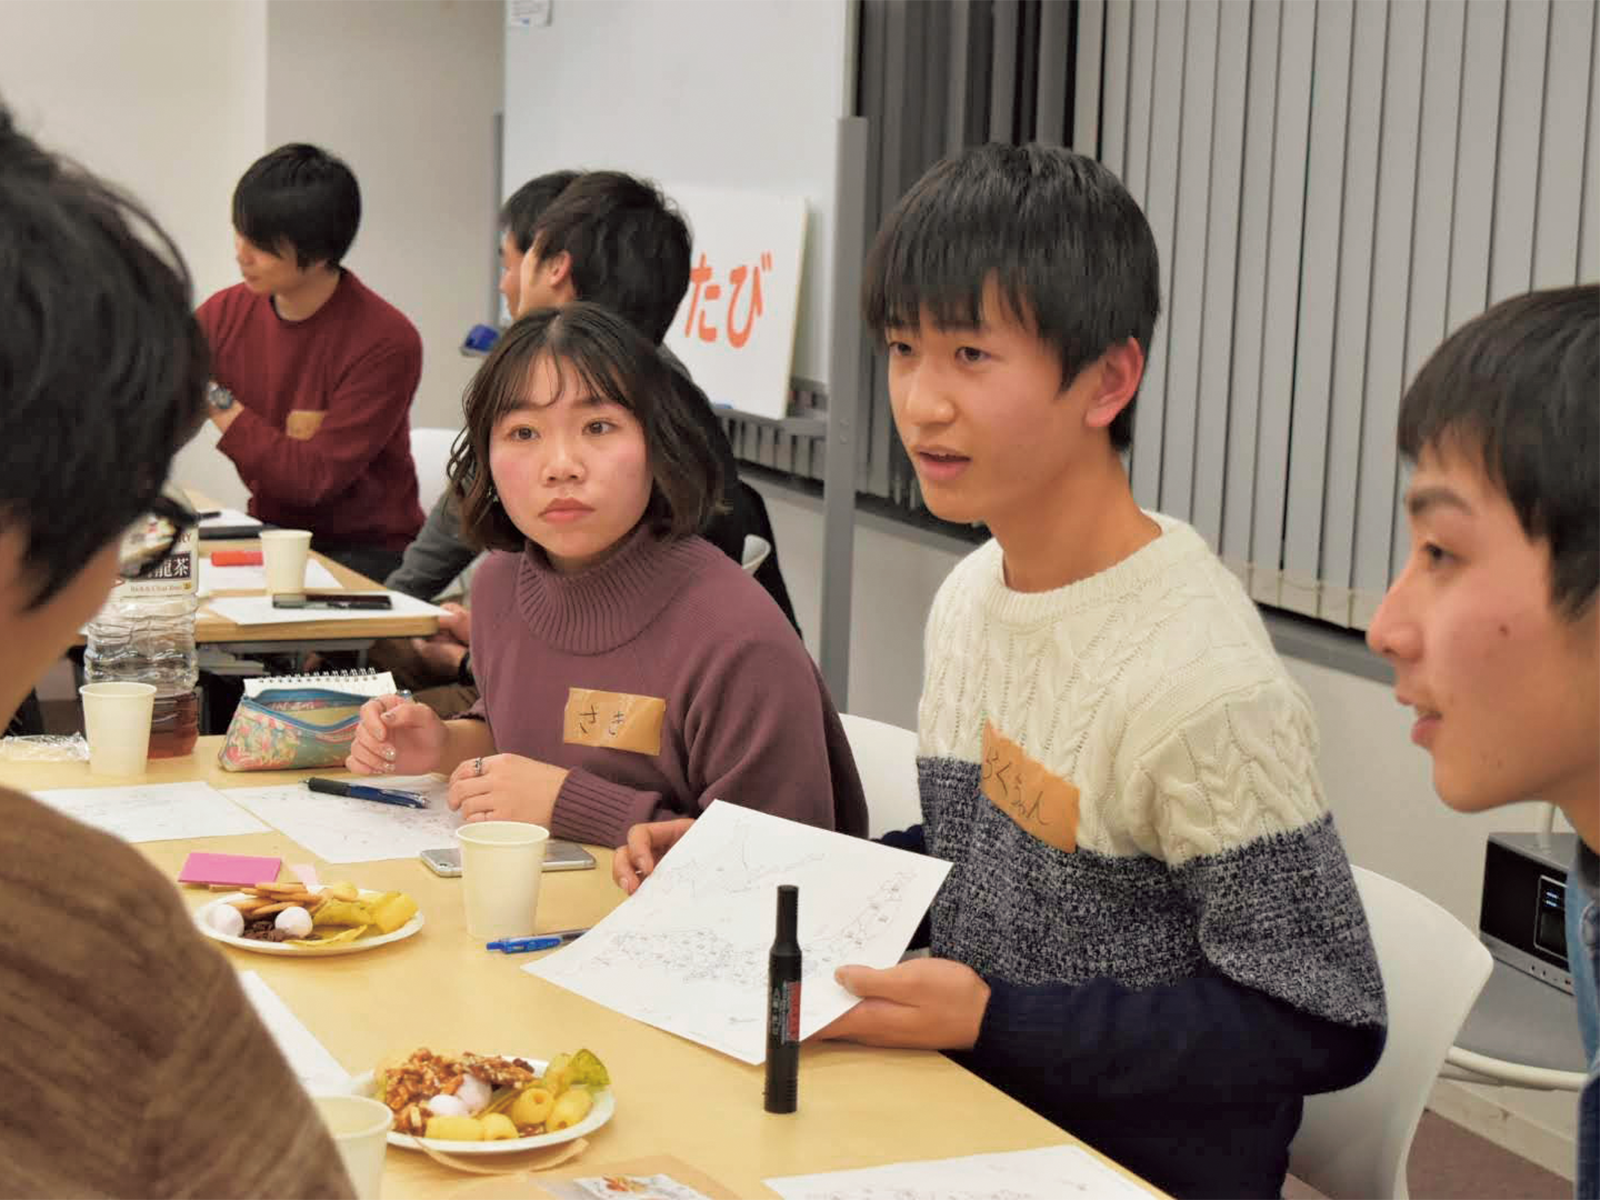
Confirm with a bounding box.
[525,800,950,1063]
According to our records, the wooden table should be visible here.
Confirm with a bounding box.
[180,487,439,648]
[196,538,439,647]
[0,741,1158,1198]
[69,542,439,651]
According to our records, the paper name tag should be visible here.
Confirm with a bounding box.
[563,688,666,755]
[285,409,326,440]
[980,720,1079,853]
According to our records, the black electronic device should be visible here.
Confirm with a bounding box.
[1479,831,1576,995]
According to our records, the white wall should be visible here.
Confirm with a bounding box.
[501,0,853,386]
[0,0,269,511]
[266,0,503,430]
[0,0,268,301]
[0,0,501,511]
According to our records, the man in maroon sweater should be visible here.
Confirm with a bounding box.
[197,144,423,582]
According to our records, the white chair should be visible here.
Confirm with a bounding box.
[410,427,460,513]
[740,534,772,575]
[1287,866,1493,1200]
[838,713,921,838]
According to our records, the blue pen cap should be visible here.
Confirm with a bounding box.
[461,323,500,355]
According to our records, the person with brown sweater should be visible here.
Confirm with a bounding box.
[197,144,424,582]
[346,304,866,845]
[0,105,352,1197]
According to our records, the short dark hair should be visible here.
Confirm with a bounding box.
[1398,284,1599,619]
[232,143,361,268]
[0,104,209,608]
[528,172,691,344]
[863,143,1161,451]
[451,302,723,553]
[500,170,580,254]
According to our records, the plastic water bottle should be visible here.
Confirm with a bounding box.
[83,519,201,758]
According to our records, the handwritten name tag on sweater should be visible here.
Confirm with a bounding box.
[563,688,666,755]
[980,720,1079,853]
[286,410,325,440]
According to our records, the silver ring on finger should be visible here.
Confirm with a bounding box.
[475,756,484,777]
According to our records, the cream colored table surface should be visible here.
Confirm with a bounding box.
[0,740,1157,1199]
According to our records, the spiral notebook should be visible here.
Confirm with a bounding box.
[242,669,396,699]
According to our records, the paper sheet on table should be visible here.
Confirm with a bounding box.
[199,507,262,531]
[199,558,342,596]
[237,970,352,1092]
[764,1144,1155,1200]
[524,800,950,1064]
[32,781,268,843]
[223,775,462,864]
[204,592,445,625]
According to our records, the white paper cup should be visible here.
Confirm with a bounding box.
[78,682,156,776]
[259,528,313,594]
[312,1093,390,1199]
[456,820,550,940]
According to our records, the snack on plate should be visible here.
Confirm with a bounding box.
[376,1047,610,1140]
[223,880,418,946]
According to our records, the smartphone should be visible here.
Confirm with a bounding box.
[420,840,596,877]
[271,591,394,610]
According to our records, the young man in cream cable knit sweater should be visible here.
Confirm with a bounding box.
[614,144,1386,1198]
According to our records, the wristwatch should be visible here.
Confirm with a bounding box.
[206,381,237,412]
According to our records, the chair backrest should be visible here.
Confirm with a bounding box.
[410,427,460,513]
[741,534,772,575]
[838,713,921,838]
[1288,866,1493,1200]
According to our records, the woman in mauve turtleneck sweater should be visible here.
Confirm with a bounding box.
[347,303,867,847]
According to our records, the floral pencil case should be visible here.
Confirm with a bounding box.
[217,687,367,771]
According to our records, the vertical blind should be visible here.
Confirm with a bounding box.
[722,0,1598,630]
[1083,0,1599,627]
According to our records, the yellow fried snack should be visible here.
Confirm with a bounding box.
[540,1052,572,1095]
[288,924,370,947]
[565,1049,610,1090]
[313,898,376,927]
[370,891,418,935]
[546,1086,593,1132]
[323,881,360,902]
[509,1085,555,1129]
[480,1113,518,1141]
[424,1115,484,1141]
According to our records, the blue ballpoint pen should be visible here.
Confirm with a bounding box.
[486,929,589,953]
[306,777,428,809]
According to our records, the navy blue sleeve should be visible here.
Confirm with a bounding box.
[876,824,926,855]
[961,968,1385,1107]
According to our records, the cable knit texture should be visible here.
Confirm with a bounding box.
[468,526,866,847]
[914,513,1386,1199]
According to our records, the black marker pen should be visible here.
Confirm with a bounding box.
[764,883,801,1113]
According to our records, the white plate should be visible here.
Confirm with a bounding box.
[349,1056,615,1155]
[194,890,425,956]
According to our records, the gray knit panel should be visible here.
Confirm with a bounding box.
[922,755,1387,1029]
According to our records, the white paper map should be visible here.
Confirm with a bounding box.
[222,774,462,864]
[764,1144,1154,1200]
[237,970,351,1092]
[525,801,950,1064]
[33,780,268,843]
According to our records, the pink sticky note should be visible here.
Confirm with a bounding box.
[178,852,282,888]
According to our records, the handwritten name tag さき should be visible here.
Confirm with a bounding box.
[563,688,667,756]
[979,720,1080,853]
